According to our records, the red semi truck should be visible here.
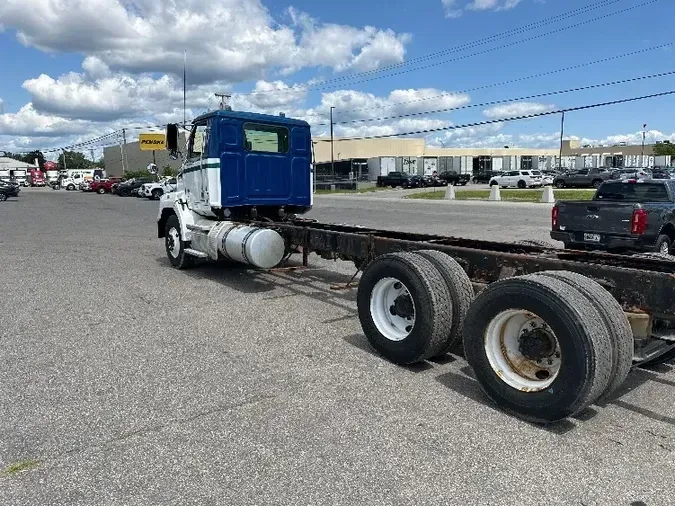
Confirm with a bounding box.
[28,169,46,187]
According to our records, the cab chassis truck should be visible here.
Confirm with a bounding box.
[157,109,675,425]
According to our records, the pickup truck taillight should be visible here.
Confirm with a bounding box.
[551,205,559,230]
[631,208,648,235]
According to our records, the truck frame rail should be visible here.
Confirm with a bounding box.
[252,217,675,317]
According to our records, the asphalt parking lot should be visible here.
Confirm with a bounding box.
[1,188,674,506]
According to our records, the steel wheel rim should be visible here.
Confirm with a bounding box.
[484,309,562,391]
[370,277,416,341]
[167,227,181,258]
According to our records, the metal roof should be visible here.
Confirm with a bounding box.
[0,157,37,169]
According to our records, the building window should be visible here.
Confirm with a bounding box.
[521,156,533,171]
[243,123,289,153]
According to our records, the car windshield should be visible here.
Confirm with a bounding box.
[595,182,671,202]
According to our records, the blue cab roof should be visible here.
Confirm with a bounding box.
[193,108,310,128]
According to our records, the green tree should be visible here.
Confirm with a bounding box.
[653,142,675,157]
[161,165,178,177]
[58,151,92,172]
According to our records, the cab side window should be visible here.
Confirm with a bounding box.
[188,123,208,160]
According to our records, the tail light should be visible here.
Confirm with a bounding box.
[552,205,559,230]
[631,208,648,235]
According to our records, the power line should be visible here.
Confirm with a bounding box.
[325,69,675,126]
[332,42,675,115]
[191,0,657,118]
[315,0,661,97]
[313,89,675,142]
[244,0,630,95]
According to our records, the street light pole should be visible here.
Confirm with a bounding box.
[559,112,565,169]
[641,123,647,165]
[330,106,335,182]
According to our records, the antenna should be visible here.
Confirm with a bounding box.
[215,93,232,110]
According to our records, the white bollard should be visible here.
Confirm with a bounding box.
[445,184,456,200]
[488,184,501,201]
[541,185,555,203]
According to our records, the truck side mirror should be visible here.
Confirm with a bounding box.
[166,123,180,159]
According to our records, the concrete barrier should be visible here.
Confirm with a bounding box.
[541,186,555,203]
[489,185,501,201]
[445,184,456,200]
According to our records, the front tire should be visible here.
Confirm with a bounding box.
[462,273,613,423]
[0,193,7,201]
[152,189,163,200]
[98,188,106,194]
[165,215,194,269]
[555,180,565,189]
[489,180,498,186]
[66,184,75,191]
[517,180,526,189]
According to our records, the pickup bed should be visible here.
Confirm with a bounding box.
[551,179,675,254]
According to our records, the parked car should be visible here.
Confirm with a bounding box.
[116,177,155,197]
[651,168,673,180]
[90,178,125,194]
[609,168,652,181]
[551,179,675,254]
[489,170,543,189]
[0,180,20,200]
[422,175,447,187]
[402,175,425,189]
[438,171,470,186]
[376,171,410,188]
[553,167,612,188]
[141,178,178,200]
[472,170,504,184]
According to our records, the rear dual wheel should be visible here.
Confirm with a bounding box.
[357,251,473,365]
[358,254,634,423]
[462,272,632,422]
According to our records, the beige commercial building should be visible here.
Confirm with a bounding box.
[105,130,672,180]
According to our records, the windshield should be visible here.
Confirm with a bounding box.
[595,182,671,202]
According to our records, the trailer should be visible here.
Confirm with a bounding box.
[157,112,675,425]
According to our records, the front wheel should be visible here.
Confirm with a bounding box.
[152,189,163,200]
[0,193,7,201]
[165,215,194,269]
[517,180,526,189]
[66,184,75,191]
[489,180,498,186]
[98,187,106,194]
[555,180,565,189]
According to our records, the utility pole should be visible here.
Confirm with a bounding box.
[641,123,647,164]
[215,93,231,110]
[330,106,335,182]
[90,149,95,163]
[558,112,565,170]
[62,148,68,172]
[121,128,127,174]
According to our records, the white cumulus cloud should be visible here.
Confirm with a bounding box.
[483,101,555,119]
[0,0,411,84]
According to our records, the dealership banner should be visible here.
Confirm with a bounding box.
[139,133,166,151]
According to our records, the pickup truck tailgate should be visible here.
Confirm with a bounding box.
[557,201,636,235]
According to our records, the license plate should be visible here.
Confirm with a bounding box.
[584,233,601,242]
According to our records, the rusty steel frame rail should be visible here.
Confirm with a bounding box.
[249,218,675,318]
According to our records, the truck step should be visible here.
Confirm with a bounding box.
[186,223,212,233]
[184,248,209,258]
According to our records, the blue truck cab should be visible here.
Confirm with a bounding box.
[165,108,313,221]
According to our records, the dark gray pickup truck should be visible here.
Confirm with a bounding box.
[550,179,675,254]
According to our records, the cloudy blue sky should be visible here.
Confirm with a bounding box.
[1,0,674,157]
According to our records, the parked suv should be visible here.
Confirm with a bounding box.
[116,177,155,197]
[553,167,612,188]
[489,170,543,189]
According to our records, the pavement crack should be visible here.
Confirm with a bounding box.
[50,394,276,464]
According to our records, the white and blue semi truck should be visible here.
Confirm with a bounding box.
[157,107,675,426]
